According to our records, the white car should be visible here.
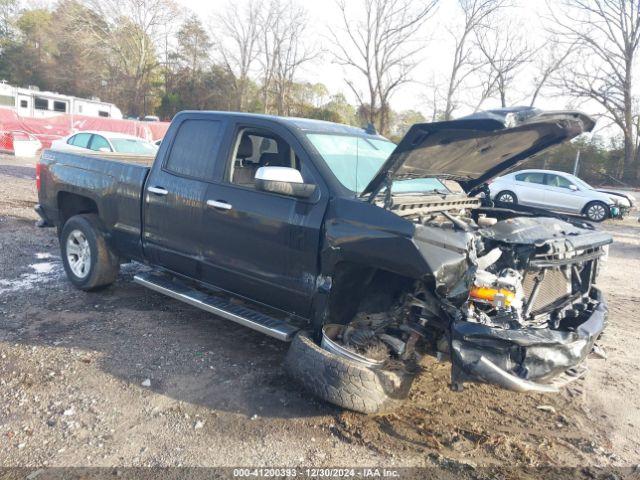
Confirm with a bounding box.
[489,169,633,222]
[51,131,158,156]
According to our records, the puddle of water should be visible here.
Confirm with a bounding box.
[0,257,62,295]
[30,262,56,274]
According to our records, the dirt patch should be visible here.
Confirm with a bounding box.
[0,154,638,473]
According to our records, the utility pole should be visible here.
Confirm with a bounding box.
[573,150,581,176]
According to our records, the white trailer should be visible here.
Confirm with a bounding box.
[0,82,123,119]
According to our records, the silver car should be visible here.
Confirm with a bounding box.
[489,169,632,222]
[51,130,158,156]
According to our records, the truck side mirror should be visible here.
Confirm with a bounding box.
[255,166,316,199]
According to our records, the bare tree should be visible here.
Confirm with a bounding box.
[176,16,211,78]
[441,0,508,120]
[260,0,317,116]
[550,0,640,183]
[330,0,439,134]
[528,37,575,107]
[475,18,533,108]
[258,1,281,113]
[80,0,178,116]
[212,0,262,111]
[158,9,187,96]
[0,0,18,42]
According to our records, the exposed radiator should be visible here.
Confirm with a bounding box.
[522,268,571,312]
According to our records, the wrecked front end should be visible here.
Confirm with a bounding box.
[420,205,612,392]
[322,195,612,394]
[445,215,610,392]
[416,207,611,392]
[450,289,606,392]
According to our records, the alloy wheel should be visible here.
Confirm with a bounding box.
[66,229,91,278]
[587,203,607,222]
[498,192,515,203]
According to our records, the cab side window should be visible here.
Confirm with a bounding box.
[164,120,223,180]
[229,129,299,189]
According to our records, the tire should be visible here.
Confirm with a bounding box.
[285,331,417,414]
[584,201,609,222]
[60,214,120,291]
[495,190,518,205]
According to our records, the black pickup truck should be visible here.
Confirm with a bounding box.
[36,108,612,413]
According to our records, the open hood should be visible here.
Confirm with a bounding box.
[362,107,595,197]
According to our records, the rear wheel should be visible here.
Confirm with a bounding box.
[60,214,120,290]
[495,190,518,205]
[584,201,609,222]
[285,331,417,414]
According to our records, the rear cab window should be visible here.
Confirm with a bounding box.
[164,120,224,181]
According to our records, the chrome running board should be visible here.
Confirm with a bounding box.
[134,271,299,342]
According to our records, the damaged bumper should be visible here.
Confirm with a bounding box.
[450,288,607,393]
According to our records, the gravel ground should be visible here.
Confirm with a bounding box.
[1,154,639,477]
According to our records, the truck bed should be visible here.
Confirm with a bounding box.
[68,150,156,166]
[38,149,153,260]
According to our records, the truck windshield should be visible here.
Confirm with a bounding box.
[306,133,448,195]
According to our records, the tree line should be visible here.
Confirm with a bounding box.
[0,0,638,186]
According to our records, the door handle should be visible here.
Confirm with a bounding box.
[148,186,168,196]
[207,200,233,210]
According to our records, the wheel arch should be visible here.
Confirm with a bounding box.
[312,261,417,333]
[57,191,99,227]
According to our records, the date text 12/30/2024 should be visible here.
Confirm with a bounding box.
[233,468,400,478]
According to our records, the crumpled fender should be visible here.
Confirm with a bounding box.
[320,198,474,294]
[309,197,474,331]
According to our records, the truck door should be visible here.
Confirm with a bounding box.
[142,116,229,278]
[200,121,328,318]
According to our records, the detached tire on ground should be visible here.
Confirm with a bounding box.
[60,214,120,291]
[285,331,417,414]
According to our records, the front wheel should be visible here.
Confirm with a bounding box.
[60,214,120,290]
[285,331,417,414]
[584,201,609,222]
